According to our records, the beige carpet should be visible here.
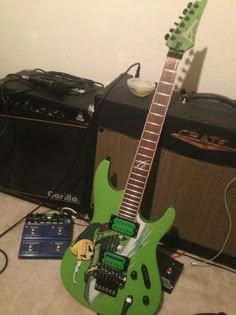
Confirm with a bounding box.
[0,192,235,315]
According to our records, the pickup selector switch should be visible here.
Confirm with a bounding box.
[141,264,151,289]
[130,270,137,280]
[143,295,150,305]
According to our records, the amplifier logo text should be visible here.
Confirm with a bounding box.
[171,129,236,152]
[48,191,79,204]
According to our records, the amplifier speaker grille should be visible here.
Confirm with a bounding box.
[95,128,236,257]
[0,117,95,214]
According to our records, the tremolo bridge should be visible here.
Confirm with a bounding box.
[93,262,127,297]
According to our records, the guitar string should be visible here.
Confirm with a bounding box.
[106,57,179,256]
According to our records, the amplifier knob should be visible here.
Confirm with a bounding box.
[14,101,21,108]
[57,111,65,119]
[23,100,30,109]
[75,112,85,122]
[52,110,61,118]
[39,106,47,113]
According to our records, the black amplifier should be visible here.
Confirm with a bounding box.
[0,70,102,215]
[95,74,236,168]
[94,74,236,265]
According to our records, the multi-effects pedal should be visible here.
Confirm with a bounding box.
[18,213,73,259]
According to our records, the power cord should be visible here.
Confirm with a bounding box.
[0,248,8,274]
[89,62,141,128]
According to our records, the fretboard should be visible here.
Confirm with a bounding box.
[118,56,179,221]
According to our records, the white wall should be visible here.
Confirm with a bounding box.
[0,0,235,98]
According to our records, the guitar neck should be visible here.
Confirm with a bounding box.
[118,56,180,221]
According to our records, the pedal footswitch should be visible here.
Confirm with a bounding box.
[18,213,73,259]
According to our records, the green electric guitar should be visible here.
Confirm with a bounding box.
[61,1,207,314]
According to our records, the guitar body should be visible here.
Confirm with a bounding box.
[61,160,175,315]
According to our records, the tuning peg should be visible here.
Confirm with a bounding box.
[169,28,175,33]
[183,8,188,15]
[164,33,170,40]
[194,3,199,8]
[187,2,193,9]
[174,22,179,26]
[189,9,195,14]
[179,16,183,19]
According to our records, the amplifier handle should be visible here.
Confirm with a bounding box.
[181,93,236,109]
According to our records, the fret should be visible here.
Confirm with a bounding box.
[126,188,143,195]
[128,178,145,185]
[143,129,160,137]
[128,178,145,186]
[143,130,160,136]
[123,197,140,204]
[161,71,176,84]
[156,92,170,97]
[153,94,170,106]
[152,102,166,107]
[129,170,149,180]
[134,160,151,171]
[142,135,159,144]
[157,82,174,95]
[119,210,136,217]
[150,112,165,117]
[144,127,160,136]
[142,138,157,144]
[119,212,136,221]
[163,68,176,73]
[144,124,162,136]
[120,202,138,210]
[130,171,146,179]
[137,152,153,159]
[150,105,167,116]
[119,207,138,215]
[147,121,161,126]
[165,57,179,70]
[159,80,173,85]
[121,202,139,211]
[147,114,164,126]
[139,145,155,152]
[128,180,145,190]
[133,166,148,173]
[135,160,151,167]
[127,182,144,190]
[124,192,142,200]
[136,149,153,158]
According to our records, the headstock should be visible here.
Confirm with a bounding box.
[165,0,207,59]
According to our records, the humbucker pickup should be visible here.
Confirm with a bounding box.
[109,214,139,237]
